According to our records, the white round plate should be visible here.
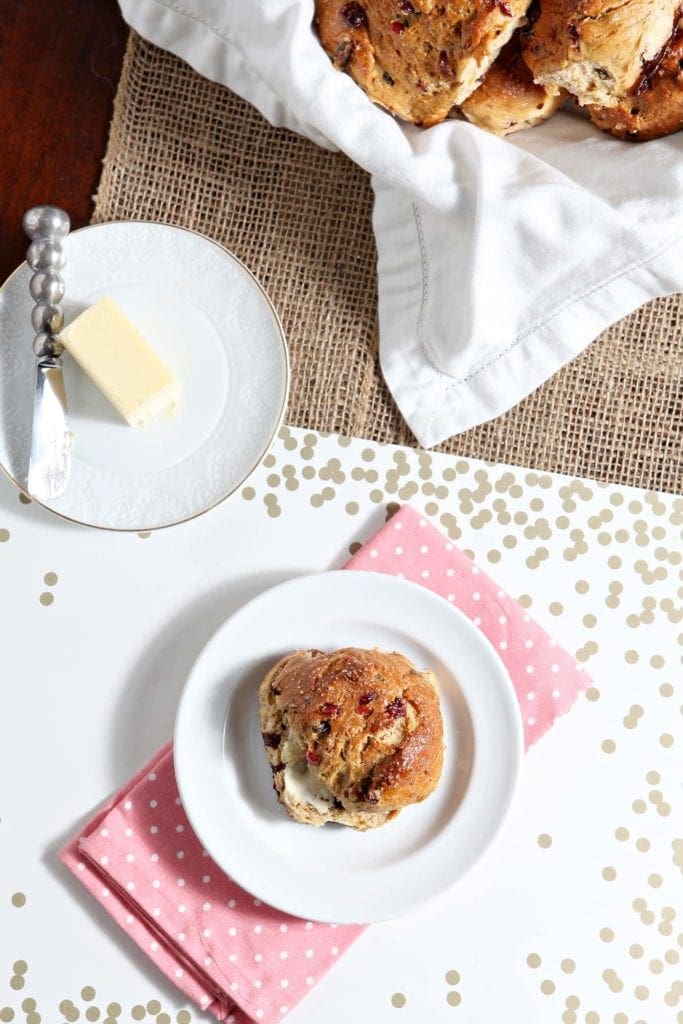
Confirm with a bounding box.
[0,222,289,530]
[175,571,523,923]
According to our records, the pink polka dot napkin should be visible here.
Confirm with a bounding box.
[61,504,588,1022]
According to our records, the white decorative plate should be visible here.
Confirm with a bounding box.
[0,222,289,530]
[175,571,524,924]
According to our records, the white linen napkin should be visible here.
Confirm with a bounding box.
[119,0,683,447]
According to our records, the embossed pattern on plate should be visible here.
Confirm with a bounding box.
[0,222,289,529]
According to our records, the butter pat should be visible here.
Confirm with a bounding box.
[59,296,179,427]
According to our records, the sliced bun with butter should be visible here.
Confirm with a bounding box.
[259,647,444,830]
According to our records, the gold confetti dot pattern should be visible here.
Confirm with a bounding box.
[3,430,682,1020]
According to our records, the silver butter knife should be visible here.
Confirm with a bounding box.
[23,205,71,500]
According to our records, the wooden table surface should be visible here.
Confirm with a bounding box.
[0,0,128,284]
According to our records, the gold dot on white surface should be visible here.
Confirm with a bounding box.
[391,993,406,1009]
[537,834,552,849]
[10,892,26,908]
[445,970,460,985]
[602,739,616,754]
[634,985,649,1000]
[39,592,53,606]
[635,837,650,852]
[615,827,629,842]
[648,873,663,888]
[632,799,647,813]
[527,953,541,968]
[446,992,461,1007]
[649,958,664,974]
[630,944,644,958]
[660,733,675,748]
[0,528,9,542]
[540,980,555,995]
[43,571,58,586]
[600,928,614,942]
[585,687,600,702]
[561,959,576,974]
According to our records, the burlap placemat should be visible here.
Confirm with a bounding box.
[93,33,682,492]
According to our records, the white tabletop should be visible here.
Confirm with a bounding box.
[1,427,680,1023]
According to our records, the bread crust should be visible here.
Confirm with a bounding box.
[460,32,565,133]
[587,15,683,139]
[315,0,533,126]
[259,647,444,829]
[521,0,680,107]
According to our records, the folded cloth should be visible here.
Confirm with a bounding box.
[61,506,590,1020]
[118,0,682,447]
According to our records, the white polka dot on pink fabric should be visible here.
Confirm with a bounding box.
[395,546,403,555]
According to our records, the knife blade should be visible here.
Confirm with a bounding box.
[28,353,71,500]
